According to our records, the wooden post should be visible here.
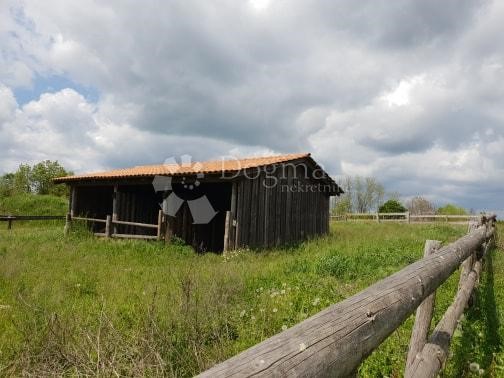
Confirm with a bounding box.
[406,211,410,223]
[64,213,71,235]
[458,221,479,290]
[70,186,77,217]
[105,215,112,238]
[405,240,441,372]
[376,212,380,223]
[165,215,174,243]
[223,210,232,252]
[7,216,13,230]
[407,260,484,378]
[156,209,163,241]
[112,185,118,235]
[230,181,237,250]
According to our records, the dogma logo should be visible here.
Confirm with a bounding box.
[152,155,217,224]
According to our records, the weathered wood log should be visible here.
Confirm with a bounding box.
[406,260,482,378]
[111,219,158,229]
[407,220,495,378]
[198,226,488,378]
[405,240,441,371]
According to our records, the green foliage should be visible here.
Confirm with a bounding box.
[378,199,407,213]
[437,203,468,215]
[0,221,502,376]
[0,160,71,197]
[0,193,67,215]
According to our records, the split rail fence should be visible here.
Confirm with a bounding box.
[0,215,65,230]
[66,210,164,240]
[332,212,479,224]
[198,214,497,377]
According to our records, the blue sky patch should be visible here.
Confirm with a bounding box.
[14,74,99,105]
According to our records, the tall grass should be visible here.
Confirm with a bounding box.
[0,222,502,376]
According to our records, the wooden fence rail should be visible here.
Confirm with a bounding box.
[68,211,164,240]
[332,212,480,224]
[198,214,496,378]
[0,215,65,230]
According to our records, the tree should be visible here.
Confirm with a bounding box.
[333,175,386,213]
[437,204,467,215]
[31,160,71,196]
[406,196,436,215]
[0,161,71,197]
[0,173,15,197]
[13,164,32,194]
[379,199,407,213]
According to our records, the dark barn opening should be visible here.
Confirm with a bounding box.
[168,182,232,252]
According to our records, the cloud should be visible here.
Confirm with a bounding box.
[1,0,504,212]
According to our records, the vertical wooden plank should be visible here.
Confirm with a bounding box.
[156,209,163,240]
[230,181,237,250]
[242,178,251,247]
[165,214,174,243]
[250,176,259,247]
[235,180,242,248]
[275,169,282,246]
[223,210,231,252]
[257,171,265,248]
[405,239,442,371]
[285,165,293,243]
[105,215,112,238]
[112,184,118,234]
[70,186,77,217]
[263,174,269,247]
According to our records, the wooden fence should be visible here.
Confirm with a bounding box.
[332,212,479,224]
[0,215,65,230]
[68,210,164,240]
[198,214,497,377]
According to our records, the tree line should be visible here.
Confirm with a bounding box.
[331,176,471,216]
[0,160,71,197]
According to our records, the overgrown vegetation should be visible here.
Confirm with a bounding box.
[0,160,71,197]
[0,193,67,215]
[1,219,501,376]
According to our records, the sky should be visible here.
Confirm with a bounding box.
[0,0,503,214]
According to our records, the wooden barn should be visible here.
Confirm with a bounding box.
[55,153,342,252]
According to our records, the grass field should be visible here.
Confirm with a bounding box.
[0,212,502,376]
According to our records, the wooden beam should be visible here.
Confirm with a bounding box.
[405,240,441,371]
[197,226,488,378]
[105,215,112,238]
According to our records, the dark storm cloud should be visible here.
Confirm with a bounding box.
[1,0,504,212]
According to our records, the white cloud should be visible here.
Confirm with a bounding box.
[1,0,504,211]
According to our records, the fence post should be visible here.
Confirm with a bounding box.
[406,211,410,223]
[376,212,380,223]
[405,240,441,372]
[223,210,231,252]
[64,213,71,235]
[105,215,112,238]
[156,209,163,241]
[7,216,13,230]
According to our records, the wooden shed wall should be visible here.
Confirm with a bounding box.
[233,164,330,249]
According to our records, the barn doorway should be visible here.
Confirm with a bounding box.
[167,182,232,252]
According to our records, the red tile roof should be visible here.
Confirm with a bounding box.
[55,153,324,182]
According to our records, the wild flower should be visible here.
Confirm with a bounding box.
[240,310,246,317]
[312,297,320,306]
[280,289,286,295]
[281,325,288,331]
[272,308,278,313]
[469,362,480,373]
